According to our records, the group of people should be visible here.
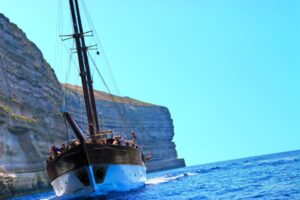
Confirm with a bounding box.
[90,131,137,147]
[48,131,139,161]
[93,132,138,148]
[50,143,66,159]
[49,140,80,160]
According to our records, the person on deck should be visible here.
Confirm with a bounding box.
[113,136,121,145]
[131,131,137,143]
[60,144,66,153]
[50,146,55,158]
[106,134,114,144]
[98,139,106,144]
[51,145,61,158]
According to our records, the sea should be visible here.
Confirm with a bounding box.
[10,150,300,200]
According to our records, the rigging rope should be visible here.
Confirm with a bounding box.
[78,2,150,140]
[87,52,135,138]
[80,0,121,96]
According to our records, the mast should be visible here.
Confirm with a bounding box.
[74,0,100,132]
[69,0,99,137]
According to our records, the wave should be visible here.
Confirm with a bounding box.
[244,156,300,168]
[11,193,57,200]
[196,166,226,174]
[146,171,199,185]
[146,165,226,186]
[40,197,56,200]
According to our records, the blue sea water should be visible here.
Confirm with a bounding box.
[11,150,300,200]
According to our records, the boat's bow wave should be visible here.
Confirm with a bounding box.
[146,171,199,185]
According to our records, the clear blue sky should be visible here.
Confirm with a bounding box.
[2,0,300,166]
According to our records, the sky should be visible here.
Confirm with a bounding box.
[1,0,300,166]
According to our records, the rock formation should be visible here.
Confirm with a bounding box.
[0,13,65,198]
[0,13,185,198]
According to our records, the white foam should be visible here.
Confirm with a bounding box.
[186,172,198,176]
[39,195,57,200]
[256,156,298,165]
[146,172,199,185]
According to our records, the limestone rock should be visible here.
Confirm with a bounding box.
[0,13,66,198]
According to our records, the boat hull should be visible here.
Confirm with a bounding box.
[45,143,146,198]
[51,164,146,198]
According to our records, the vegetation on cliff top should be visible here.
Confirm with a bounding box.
[63,83,157,107]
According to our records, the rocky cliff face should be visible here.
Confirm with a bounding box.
[0,13,184,198]
[0,13,66,198]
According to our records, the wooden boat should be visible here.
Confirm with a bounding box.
[45,0,146,197]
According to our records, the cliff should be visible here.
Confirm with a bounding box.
[0,13,66,199]
[0,13,185,198]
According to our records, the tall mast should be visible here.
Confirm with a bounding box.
[74,0,100,132]
[69,0,99,136]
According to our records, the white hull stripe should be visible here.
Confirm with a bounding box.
[51,164,146,198]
